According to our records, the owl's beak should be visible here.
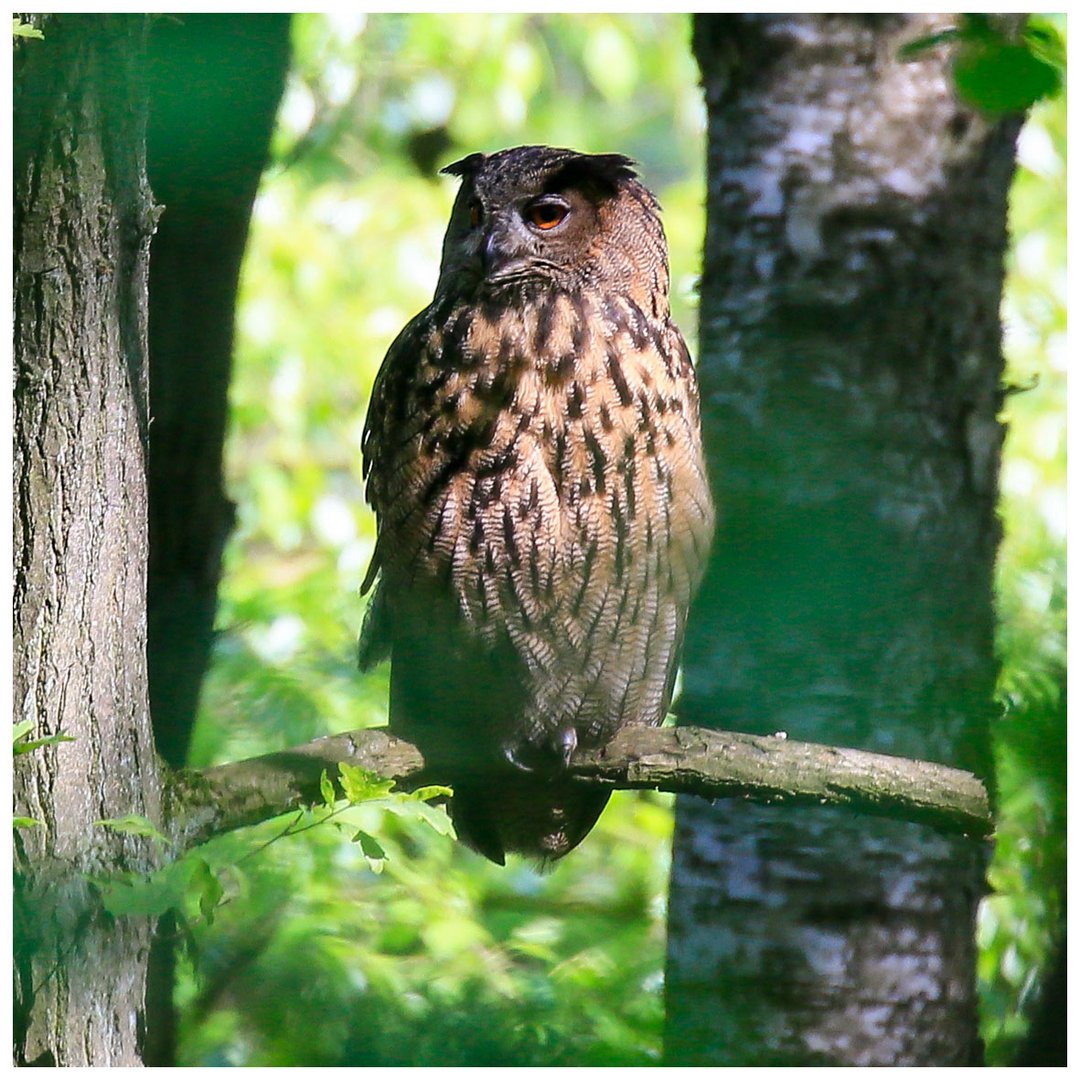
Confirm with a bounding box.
[479,228,520,279]
[480,230,502,272]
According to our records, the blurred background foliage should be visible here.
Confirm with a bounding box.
[978,16,1067,1059]
[177,13,1066,1066]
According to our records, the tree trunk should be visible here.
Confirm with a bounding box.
[142,16,292,1065]
[145,13,291,769]
[13,15,163,1066]
[666,14,1019,1065]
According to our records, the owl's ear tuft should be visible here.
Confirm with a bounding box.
[548,153,638,199]
[442,152,487,179]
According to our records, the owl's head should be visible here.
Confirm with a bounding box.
[435,145,669,302]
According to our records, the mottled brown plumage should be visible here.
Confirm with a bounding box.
[359,145,713,863]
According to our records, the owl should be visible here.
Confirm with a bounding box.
[358,145,713,864]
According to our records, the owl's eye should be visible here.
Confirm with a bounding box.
[468,202,483,229]
[525,199,570,231]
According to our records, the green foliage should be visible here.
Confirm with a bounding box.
[977,36,1067,1058]
[96,814,172,849]
[94,855,225,923]
[901,14,1064,113]
[174,788,672,1066]
[13,721,74,829]
[93,764,452,961]
[179,11,1064,1066]
[12,17,44,41]
[13,720,75,756]
[232,766,454,876]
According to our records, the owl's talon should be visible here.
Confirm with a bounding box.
[556,726,577,768]
[505,728,577,775]
[504,744,537,773]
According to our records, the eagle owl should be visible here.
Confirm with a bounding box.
[359,145,713,864]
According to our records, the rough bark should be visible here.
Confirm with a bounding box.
[163,723,991,855]
[13,14,163,1066]
[145,13,291,769]
[666,14,1019,1065]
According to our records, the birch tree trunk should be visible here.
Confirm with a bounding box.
[13,14,163,1066]
[666,14,1020,1065]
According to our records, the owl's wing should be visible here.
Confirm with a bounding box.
[357,308,433,670]
[356,577,391,671]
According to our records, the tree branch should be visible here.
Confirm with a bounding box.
[165,724,992,853]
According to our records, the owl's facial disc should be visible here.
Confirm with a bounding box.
[473,192,590,289]
[480,198,570,280]
[437,146,643,298]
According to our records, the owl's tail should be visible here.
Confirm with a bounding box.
[449,775,611,866]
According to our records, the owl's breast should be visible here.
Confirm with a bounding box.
[373,292,711,742]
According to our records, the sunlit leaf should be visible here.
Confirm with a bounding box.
[12,18,44,40]
[338,761,395,803]
[96,814,170,848]
[410,784,453,802]
[14,728,76,755]
[319,769,336,808]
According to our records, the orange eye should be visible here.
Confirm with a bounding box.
[468,202,482,228]
[527,201,569,231]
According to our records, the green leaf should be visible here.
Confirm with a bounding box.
[319,769,336,808]
[190,858,226,924]
[408,800,455,837]
[377,795,456,837]
[338,761,395,803]
[12,18,44,40]
[410,784,453,803]
[354,830,386,860]
[12,817,40,830]
[93,855,228,923]
[92,862,188,919]
[953,41,1061,114]
[13,727,76,755]
[12,720,33,743]
[898,16,1064,113]
[353,829,387,873]
[96,814,170,848]
[1023,22,1067,75]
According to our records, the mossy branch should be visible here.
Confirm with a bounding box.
[164,724,992,853]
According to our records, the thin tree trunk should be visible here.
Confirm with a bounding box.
[666,14,1019,1065]
[145,13,291,770]
[13,15,163,1066]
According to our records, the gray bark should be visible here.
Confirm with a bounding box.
[666,14,1019,1065]
[13,14,163,1066]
